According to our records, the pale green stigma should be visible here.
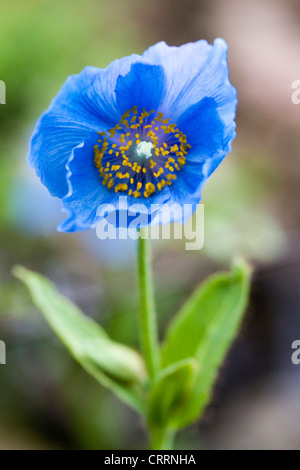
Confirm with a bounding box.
[136,141,153,159]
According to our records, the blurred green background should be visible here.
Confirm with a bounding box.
[1,0,300,449]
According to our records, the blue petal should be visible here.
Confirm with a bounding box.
[106,185,172,229]
[116,63,165,114]
[150,177,203,226]
[176,94,236,189]
[28,54,141,199]
[177,95,236,177]
[203,120,236,178]
[146,161,205,226]
[164,100,236,214]
[28,115,93,199]
[165,161,205,221]
[177,98,227,162]
[142,38,236,121]
[59,134,113,232]
[179,96,236,179]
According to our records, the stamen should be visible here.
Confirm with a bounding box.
[94,106,191,198]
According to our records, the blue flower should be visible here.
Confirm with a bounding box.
[28,39,237,232]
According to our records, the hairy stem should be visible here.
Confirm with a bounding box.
[137,229,160,381]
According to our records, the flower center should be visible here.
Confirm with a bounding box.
[136,141,153,159]
[94,106,191,199]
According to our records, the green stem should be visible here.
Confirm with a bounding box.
[151,427,175,450]
[137,228,160,381]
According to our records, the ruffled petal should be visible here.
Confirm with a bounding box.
[142,38,236,121]
[203,119,236,178]
[177,95,236,177]
[115,63,166,114]
[177,98,227,161]
[28,115,93,199]
[58,134,114,232]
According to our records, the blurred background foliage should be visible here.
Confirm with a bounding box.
[0,0,300,449]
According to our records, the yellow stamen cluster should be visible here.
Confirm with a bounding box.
[94,106,191,199]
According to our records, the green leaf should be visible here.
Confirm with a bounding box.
[13,266,147,414]
[161,259,251,427]
[148,358,198,430]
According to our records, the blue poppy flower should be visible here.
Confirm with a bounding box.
[28,39,237,232]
